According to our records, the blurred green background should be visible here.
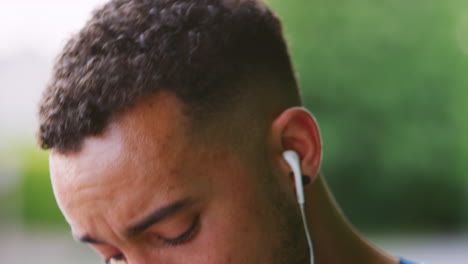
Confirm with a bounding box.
[266,0,468,232]
[0,0,467,263]
[1,0,467,233]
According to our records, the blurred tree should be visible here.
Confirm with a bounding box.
[19,145,67,229]
[451,0,468,228]
[11,0,467,232]
[266,0,467,231]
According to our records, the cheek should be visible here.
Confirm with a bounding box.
[165,147,279,263]
[193,171,274,262]
[176,204,266,264]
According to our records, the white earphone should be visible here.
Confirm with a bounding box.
[282,150,314,264]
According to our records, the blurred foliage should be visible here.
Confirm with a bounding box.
[18,145,67,229]
[5,0,468,232]
[266,0,468,231]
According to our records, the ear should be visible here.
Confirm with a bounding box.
[269,107,322,184]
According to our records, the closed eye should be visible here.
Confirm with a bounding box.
[103,215,199,263]
[160,214,200,246]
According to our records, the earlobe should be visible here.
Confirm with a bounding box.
[270,107,322,182]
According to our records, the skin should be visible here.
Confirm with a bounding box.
[50,91,399,264]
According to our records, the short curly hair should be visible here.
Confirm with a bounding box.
[38,0,298,153]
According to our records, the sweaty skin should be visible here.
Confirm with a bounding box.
[50,91,398,264]
[50,92,308,264]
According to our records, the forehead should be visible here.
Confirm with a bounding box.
[51,91,191,178]
[49,92,203,230]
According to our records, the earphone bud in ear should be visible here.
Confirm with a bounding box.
[283,150,305,205]
[282,150,314,264]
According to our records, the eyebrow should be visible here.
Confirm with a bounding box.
[75,198,193,244]
[125,198,193,237]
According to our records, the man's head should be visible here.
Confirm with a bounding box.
[38,0,322,263]
[38,0,300,153]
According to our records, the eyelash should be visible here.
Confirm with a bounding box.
[104,215,200,263]
[161,214,200,246]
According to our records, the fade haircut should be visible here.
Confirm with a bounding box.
[38,0,299,153]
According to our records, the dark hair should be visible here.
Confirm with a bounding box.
[38,0,298,153]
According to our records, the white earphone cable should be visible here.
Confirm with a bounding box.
[299,203,314,264]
